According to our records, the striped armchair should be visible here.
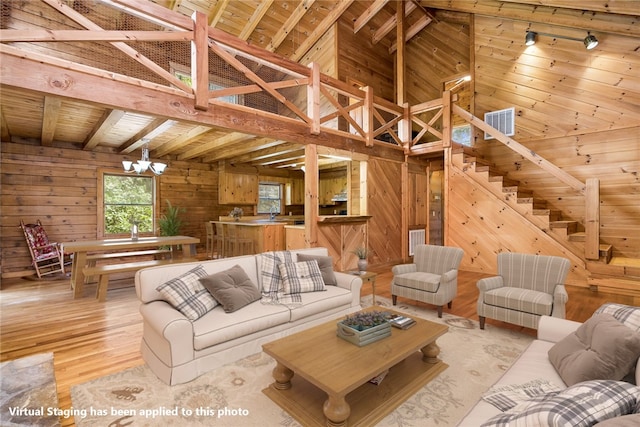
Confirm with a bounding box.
[391,244,464,317]
[477,252,570,330]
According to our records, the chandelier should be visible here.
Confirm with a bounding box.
[122,145,167,175]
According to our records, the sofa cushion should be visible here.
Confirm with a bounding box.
[297,253,337,285]
[199,265,261,313]
[192,302,290,350]
[481,380,640,427]
[289,286,354,322]
[548,313,640,386]
[483,287,552,316]
[155,265,218,320]
[394,272,441,292]
[279,260,325,294]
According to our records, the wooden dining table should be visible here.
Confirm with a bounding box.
[61,235,199,298]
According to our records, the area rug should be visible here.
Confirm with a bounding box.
[71,296,533,426]
[0,352,60,427]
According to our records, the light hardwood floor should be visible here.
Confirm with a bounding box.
[0,265,635,426]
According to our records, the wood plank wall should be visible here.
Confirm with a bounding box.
[470,16,640,259]
[0,142,222,278]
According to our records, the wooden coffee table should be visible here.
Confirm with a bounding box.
[262,307,448,427]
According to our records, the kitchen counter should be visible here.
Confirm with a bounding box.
[211,220,286,254]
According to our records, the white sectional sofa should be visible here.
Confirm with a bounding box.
[135,247,362,385]
[458,305,640,426]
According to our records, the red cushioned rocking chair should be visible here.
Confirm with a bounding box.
[20,219,66,278]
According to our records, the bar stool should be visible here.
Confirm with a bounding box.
[225,224,254,256]
[205,222,214,259]
[214,222,226,258]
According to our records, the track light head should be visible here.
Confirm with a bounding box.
[525,31,537,46]
[584,33,598,50]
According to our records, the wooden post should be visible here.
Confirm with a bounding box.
[363,86,374,146]
[307,62,320,135]
[191,11,208,111]
[442,90,452,148]
[585,177,600,260]
[304,144,319,248]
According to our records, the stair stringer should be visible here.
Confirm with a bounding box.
[448,154,589,287]
[452,151,592,262]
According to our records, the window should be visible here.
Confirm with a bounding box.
[99,171,157,237]
[452,124,472,147]
[258,183,281,214]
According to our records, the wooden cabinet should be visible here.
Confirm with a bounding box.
[285,178,304,205]
[218,162,258,205]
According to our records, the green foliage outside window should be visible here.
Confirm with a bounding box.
[104,175,154,235]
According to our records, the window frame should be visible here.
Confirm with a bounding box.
[257,182,282,215]
[97,168,160,238]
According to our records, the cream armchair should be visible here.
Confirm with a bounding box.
[391,244,464,317]
[477,252,570,330]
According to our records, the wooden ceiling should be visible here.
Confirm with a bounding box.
[1,0,637,171]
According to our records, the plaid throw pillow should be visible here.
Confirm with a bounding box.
[482,379,563,411]
[156,265,218,320]
[278,260,325,294]
[482,380,640,427]
[595,303,640,332]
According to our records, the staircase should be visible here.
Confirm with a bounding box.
[452,147,640,300]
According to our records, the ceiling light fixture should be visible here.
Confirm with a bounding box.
[525,30,598,50]
[525,31,537,46]
[122,145,167,175]
[584,32,599,50]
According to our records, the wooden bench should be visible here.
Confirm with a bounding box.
[84,249,171,283]
[83,258,194,302]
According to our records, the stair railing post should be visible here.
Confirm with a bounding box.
[585,177,600,260]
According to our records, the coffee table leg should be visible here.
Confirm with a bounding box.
[420,341,441,364]
[271,362,294,390]
[323,395,350,427]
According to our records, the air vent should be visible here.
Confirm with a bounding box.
[484,107,515,140]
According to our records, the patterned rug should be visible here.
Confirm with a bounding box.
[71,296,534,426]
[0,353,60,427]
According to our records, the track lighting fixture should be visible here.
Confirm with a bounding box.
[583,33,598,50]
[525,31,537,46]
[525,30,598,50]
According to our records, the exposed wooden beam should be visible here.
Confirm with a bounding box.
[373,1,416,45]
[83,109,125,150]
[289,0,355,62]
[0,29,193,42]
[118,118,175,153]
[267,0,317,52]
[177,132,255,160]
[154,125,213,157]
[389,13,432,54]
[238,0,274,40]
[41,96,62,146]
[354,0,390,34]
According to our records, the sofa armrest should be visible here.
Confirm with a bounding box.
[335,271,363,293]
[334,271,363,308]
[477,276,504,292]
[140,301,195,365]
[537,315,581,343]
[392,263,417,275]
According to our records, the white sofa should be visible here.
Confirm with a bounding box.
[135,247,362,385]
[458,310,640,426]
